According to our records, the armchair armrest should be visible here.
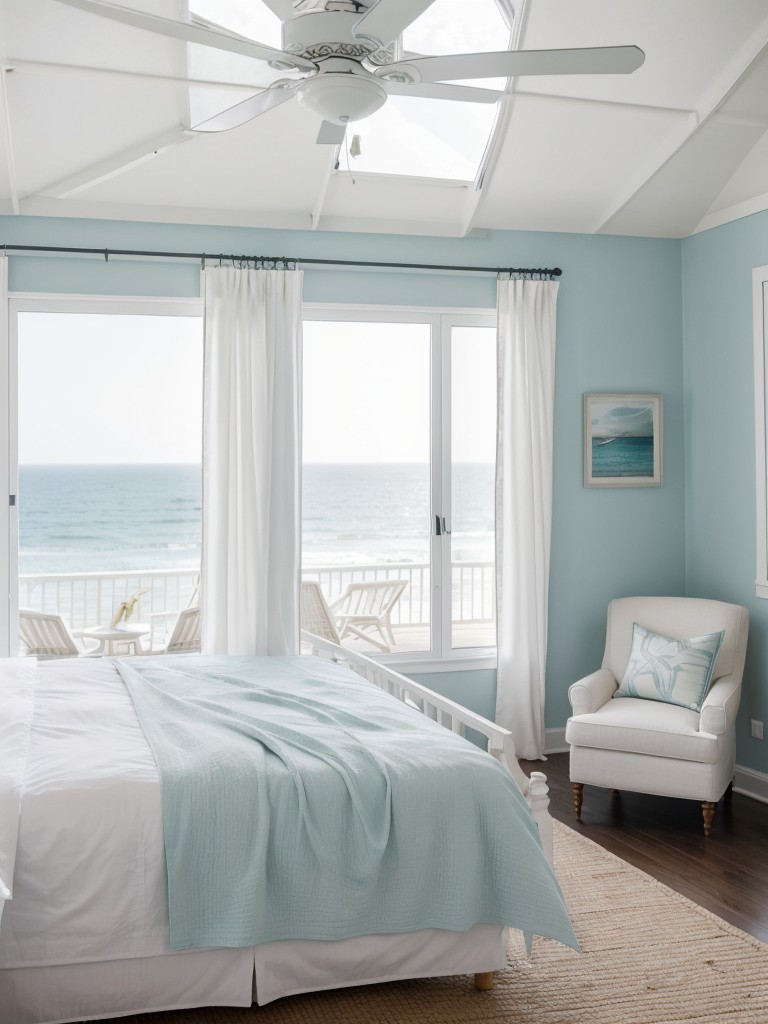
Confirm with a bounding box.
[699,674,741,736]
[568,668,618,716]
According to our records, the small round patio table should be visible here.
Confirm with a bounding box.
[78,623,151,656]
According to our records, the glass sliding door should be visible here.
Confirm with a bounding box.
[302,316,432,654]
[447,320,497,651]
[302,308,497,663]
[12,303,203,657]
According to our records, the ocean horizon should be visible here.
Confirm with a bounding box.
[18,462,495,576]
[591,436,654,477]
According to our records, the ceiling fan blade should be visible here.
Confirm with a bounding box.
[353,0,437,48]
[191,87,295,132]
[53,0,316,71]
[383,80,503,104]
[378,45,645,84]
[316,121,347,145]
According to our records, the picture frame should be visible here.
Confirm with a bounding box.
[584,393,663,488]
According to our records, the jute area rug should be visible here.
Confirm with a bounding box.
[103,820,768,1024]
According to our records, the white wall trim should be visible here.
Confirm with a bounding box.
[753,264,768,598]
[544,727,568,755]
[734,764,768,804]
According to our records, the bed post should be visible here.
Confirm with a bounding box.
[527,770,554,866]
[498,736,554,866]
[474,971,494,991]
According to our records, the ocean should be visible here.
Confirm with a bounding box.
[18,463,495,576]
[591,436,654,477]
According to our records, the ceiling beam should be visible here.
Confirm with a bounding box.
[0,68,19,214]
[593,13,768,233]
[34,127,193,199]
[693,187,768,235]
[461,0,531,236]
[512,87,694,119]
[310,147,337,230]
[458,185,484,238]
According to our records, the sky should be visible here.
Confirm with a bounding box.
[590,401,655,438]
[18,312,496,465]
[17,312,204,465]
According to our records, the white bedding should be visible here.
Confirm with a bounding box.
[0,657,508,1022]
[0,658,170,966]
[0,659,36,927]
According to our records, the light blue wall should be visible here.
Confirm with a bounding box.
[682,210,768,775]
[410,669,497,724]
[1,215,686,729]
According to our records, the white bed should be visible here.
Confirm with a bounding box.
[0,638,568,1024]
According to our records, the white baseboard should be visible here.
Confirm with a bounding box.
[543,732,768,806]
[544,727,568,755]
[734,764,768,805]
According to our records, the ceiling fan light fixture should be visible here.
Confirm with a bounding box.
[296,73,387,126]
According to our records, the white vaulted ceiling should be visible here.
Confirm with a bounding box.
[2,0,768,238]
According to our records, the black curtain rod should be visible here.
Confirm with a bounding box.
[0,243,561,278]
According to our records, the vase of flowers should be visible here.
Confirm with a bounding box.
[111,588,149,627]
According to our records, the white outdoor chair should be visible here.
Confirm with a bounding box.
[330,580,408,653]
[566,596,749,837]
[19,608,96,659]
[301,581,342,646]
[148,577,200,651]
[159,605,201,654]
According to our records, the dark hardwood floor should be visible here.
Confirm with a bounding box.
[520,752,768,944]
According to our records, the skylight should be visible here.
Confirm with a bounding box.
[185,0,511,181]
[345,0,512,182]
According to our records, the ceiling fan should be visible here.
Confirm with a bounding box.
[54,0,645,145]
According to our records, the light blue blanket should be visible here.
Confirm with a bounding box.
[116,655,578,952]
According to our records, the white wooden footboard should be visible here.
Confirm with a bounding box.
[302,632,554,865]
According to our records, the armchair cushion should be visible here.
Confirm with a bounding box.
[613,623,723,712]
[565,698,718,763]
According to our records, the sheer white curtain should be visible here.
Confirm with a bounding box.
[495,275,559,760]
[201,265,303,655]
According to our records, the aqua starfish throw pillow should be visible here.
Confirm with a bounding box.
[614,622,724,712]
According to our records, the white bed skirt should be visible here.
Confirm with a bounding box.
[0,925,508,1024]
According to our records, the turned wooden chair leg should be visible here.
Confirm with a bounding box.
[701,800,716,837]
[474,972,494,991]
[572,782,584,821]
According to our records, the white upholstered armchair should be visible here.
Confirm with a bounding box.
[566,596,749,836]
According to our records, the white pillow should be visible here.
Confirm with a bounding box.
[613,622,724,712]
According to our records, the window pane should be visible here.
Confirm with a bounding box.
[450,325,496,649]
[302,320,431,654]
[16,312,202,655]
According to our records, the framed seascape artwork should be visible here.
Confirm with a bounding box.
[584,393,663,487]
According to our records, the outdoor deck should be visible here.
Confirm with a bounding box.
[17,560,495,657]
[337,620,496,655]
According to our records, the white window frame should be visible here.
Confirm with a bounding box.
[754,266,768,598]
[2,293,204,657]
[302,302,497,671]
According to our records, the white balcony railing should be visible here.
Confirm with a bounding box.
[18,569,200,634]
[301,561,495,627]
[18,561,495,633]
